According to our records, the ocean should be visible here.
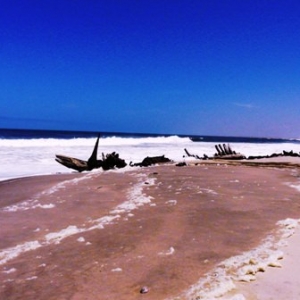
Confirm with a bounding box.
[1,128,300,181]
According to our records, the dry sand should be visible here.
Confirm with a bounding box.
[233,227,300,300]
[1,161,300,299]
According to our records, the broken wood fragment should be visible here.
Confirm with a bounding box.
[101,152,126,170]
[183,144,245,160]
[214,144,245,160]
[130,155,171,167]
[55,155,91,172]
[184,148,202,159]
[55,135,126,172]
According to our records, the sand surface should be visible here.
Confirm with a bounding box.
[1,162,300,299]
[233,226,300,300]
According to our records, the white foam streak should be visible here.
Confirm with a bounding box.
[287,183,300,192]
[45,225,85,244]
[0,174,155,265]
[1,174,93,212]
[0,241,42,265]
[88,215,121,230]
[158,247,175,256]
[110,176,155,214]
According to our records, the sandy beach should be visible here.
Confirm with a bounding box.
[1,160,300,299]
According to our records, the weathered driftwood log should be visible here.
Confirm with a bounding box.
[215,144,224,156]
[101,152,126,170]
[55,135,126,172]
[223,143,234,155]
[184,144,243,160]
[55,155,94,172]
[130,155,171,167]
[283,150,300,157]
[215,144,235,156]
[55,135,103,172]
[214,144,245,160]
[185,144,300,162]
[248,150,300,160]
[184,148,202,159]
[184,148,209,160]
[87,134,101,167]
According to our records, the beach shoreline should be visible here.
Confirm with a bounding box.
[232,225,300,300]
[1,160,300,299]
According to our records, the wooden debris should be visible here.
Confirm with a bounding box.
[184,144,245,161]
[184,148,202,159]
[55,135,126,172]
[130,155,171,167]
[55,155,93,172]
[101,152,126,170]
[248,150,300,160]
[214,144,246,160]
[185,143,300,161]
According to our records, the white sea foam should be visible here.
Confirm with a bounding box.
[45,225,84,244]
[2,268,16,274]
[111,268,122,272]
[110,176,155,214]
[198,188,218,195]
[1,174,93,212]
[88,215,121,230]
[158,247,175,256]
[77,237,85,243]
[287,183,300,192]
[26,276,38,281]
[165,200,177,206]
[3,201,55,212]
[0,173,155,265]
[0,241,42,265]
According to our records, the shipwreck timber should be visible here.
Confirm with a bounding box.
[55,135,126,172]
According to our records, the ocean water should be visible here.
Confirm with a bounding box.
[1,128,300,181]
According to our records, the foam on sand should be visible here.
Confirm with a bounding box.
[180,218,300,300]
[286,182,300,192]
[0,173,156,265]
[45,225,85,245]
[109,175,155,214]
[1,174,94,212]
[158,247,175,256]
[0,241,42,265]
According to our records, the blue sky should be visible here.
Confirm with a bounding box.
[1,1,300,138]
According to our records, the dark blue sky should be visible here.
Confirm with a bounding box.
[1,1,300,138]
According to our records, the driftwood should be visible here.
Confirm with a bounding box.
[130,155,171,167]
[101,152,126,170]
[184,148,202,159]
[248,150,300,160]
[184,148,209,160]
[55,155,96,172]
[55,135,126,172]
[214,144,246,160]
[184,144,245,161]
[184,143,300,161]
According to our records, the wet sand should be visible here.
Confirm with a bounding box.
[1,161,300,299]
